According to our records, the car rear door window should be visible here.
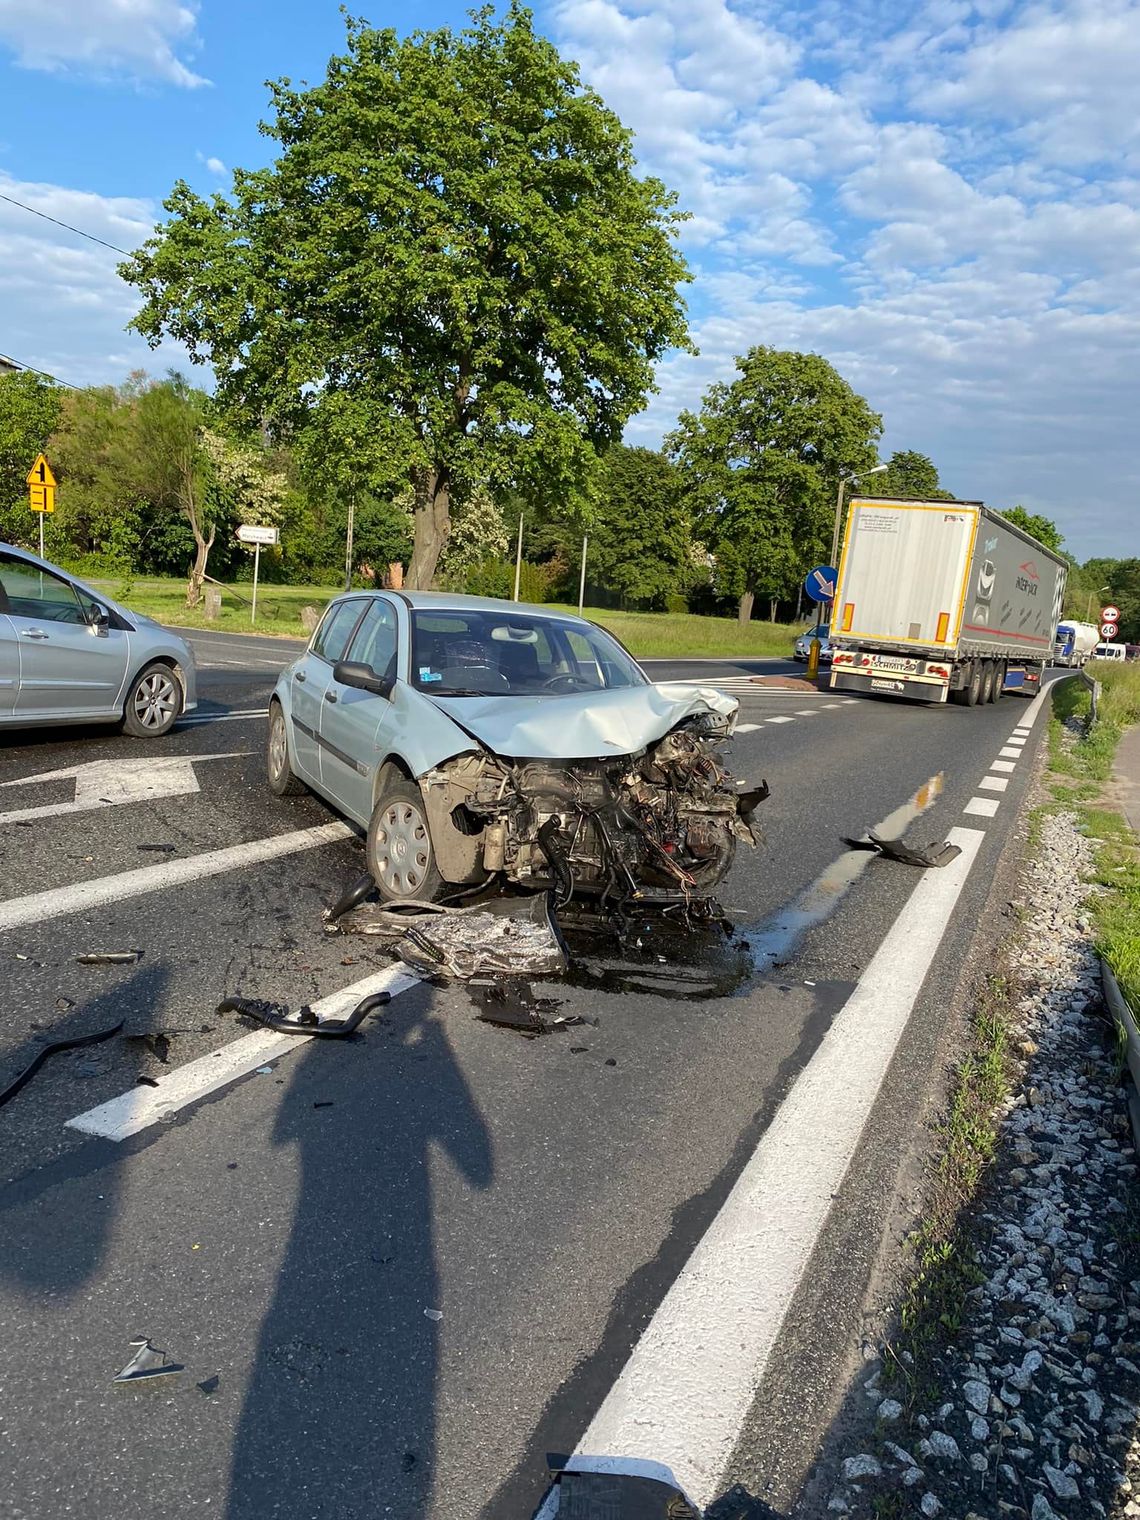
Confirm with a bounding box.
[312,600,366,664]
[0,555,87,624]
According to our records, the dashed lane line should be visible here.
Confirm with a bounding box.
[180,709,266,725]
[0,823,353,935]
[991,759,1016,773]
[734,723,761,734]
[67,963,419,1142]
[979,776,1009,792]
[964,796,1001,817]
[765,716,795,725]
[534,826,986,1513]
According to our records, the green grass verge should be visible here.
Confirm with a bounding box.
[85,574,810,658]
[1046,665,1140,1040]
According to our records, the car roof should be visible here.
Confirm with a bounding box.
[361,589,588,623]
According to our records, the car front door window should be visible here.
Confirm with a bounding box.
[0,557,87,624]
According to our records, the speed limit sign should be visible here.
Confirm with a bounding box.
[1101,622,1119,639]
[1102,604,1120,623]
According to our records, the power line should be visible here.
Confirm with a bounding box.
[0,353,78,388]
[0,190,133,257]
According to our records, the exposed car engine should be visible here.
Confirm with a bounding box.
[419,714,767,907]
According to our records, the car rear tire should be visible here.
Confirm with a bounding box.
[121,662,182,737]
[366,779,443,903]
[267,702,305,797]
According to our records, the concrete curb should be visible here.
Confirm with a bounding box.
[1102,958,1140,1156]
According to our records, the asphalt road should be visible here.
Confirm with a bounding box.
[0,630,1058,1519]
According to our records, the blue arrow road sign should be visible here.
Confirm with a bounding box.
[804,564,837,602]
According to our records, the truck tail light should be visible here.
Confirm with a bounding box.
[841,602,854,631]
[935,611,950,642]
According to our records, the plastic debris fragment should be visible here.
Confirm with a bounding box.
[840,831,962,868]
[113,1338,184,1385]
[0,1020,124,1109]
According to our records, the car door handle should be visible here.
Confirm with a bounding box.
[19,629,49,640]
[323,690,338,703]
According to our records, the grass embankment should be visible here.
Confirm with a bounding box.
[1047,660,1140,1013]
[880,660,1140,1408]
[88,574,809,659]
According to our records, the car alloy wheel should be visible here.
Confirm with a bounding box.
[123,664,182,736]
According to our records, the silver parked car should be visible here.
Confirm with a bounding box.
[793,623,833,663]
[0,544,197,736]
[268,592,765,904]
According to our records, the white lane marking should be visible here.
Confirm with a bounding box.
[537,827,985,1512]
[991,760,1016,773]
[998,746,1022,759]
[821,702,844,709]
[841,698,858,703]
[181,709,266,725]
[979,776,1009,793]
[1013,728,1031,736]
[0,823,353,934]
[67,964,419,1141]
[794,709,820,717]
[195,656,290,669]
[964,796,1000,817]
[765,715,795,724]
[1005,736,1027,747]
[734,723,761,734]
[0,753,248,827]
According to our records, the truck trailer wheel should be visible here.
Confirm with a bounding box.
[980,662,995,704]
[989,663,1004,702]
[965,663,983,706]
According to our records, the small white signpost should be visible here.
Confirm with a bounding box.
[236,524,279,624]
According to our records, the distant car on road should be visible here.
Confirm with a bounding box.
[793,624,833,663]
[0,544,196,736]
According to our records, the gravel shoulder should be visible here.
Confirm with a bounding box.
[811,732,1140,1520]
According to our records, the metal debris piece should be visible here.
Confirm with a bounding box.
[376,894,568,980]
[217,991,391,1038]
[76,950,142,965]
[840,831,962,868]
[470,980,576,1038]
[113,1338,184,1385]
[0,1020,124,1110]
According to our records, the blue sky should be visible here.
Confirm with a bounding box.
[1,0,1138,561]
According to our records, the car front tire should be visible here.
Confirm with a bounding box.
[121,662,182,737]
[366,778,443,903]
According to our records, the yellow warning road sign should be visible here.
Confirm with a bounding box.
[29,483,55,514]
[26,454,57,488]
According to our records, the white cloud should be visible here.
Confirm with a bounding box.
[196,152,227,177]
[548,0,1140,558]
[0,0,207,88]
[0,173,192,385]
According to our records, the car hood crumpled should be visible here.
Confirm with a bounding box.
[424,681,738,760]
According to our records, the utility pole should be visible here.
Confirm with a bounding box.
[344,492,355,593]
[512,512,524,602]
[577,535,588,616]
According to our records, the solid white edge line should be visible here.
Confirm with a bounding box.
[0,822,353,934]
[181,709,266,724]
[964,796,1000,817]
[67,964,421,1141]
[979,776,1010,793]
[535,827,986,1513]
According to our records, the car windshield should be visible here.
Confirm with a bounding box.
[802,625,830,640]
[409,609,648,696]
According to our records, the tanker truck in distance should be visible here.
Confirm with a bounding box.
[828,498,1067,705]
[1053,621,1100,667]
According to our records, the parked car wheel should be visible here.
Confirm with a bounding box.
[267,702,305,797]
[121,662,182,737]
[366,778,443,903]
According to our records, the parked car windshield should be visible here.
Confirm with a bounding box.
[410,609,648,695]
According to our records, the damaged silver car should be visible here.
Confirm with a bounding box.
[268,593,765,905]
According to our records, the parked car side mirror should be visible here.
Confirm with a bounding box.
[86,603,110,631]
[333,660,394,699]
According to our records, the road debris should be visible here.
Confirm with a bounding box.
[470,980,590,1038]
[840,831,962,868]
[217,990,391,1038]
[0,1019,124,1109]
[136,843,178,854]
[197,1374,220,1396]
[76,950,143,965]
[424,1308,443,1322]
[333,892,569,980]
[547,1464,700,1517]
[113,1338,184,1386]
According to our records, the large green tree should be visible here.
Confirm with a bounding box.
[0,371,64,545]
[667,347,882,625]
[1000,504,1064,554]
[586,445,691,608]
[874,449,952,500]
[120,4,692,588]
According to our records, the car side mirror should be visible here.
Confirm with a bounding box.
[333,660,394,699]
[87,603,110,631]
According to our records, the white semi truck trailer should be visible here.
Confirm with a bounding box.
[828,498,1067,705]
